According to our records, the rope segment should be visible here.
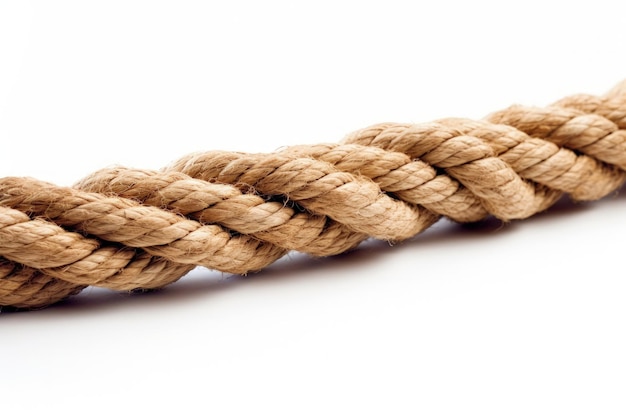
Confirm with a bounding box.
[2,81,625,308]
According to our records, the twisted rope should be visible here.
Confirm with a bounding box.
[2,81,626,309]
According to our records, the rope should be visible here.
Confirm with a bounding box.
[2,81,626,309]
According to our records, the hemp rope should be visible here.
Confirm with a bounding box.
[2,81,626,309]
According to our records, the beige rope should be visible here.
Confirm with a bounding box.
[2,81,626,309]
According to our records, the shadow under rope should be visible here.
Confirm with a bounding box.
[2,186,622,316]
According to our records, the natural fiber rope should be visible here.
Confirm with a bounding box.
[2,81,626,309]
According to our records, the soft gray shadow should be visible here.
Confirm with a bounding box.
[1,187,622,316]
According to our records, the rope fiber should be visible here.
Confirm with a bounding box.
[2,81,626,309]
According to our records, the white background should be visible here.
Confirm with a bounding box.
[1,1,625,415]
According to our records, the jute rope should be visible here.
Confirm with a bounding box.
[2,81,626,309]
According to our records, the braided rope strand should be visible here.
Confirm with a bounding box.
[2,81,625,309]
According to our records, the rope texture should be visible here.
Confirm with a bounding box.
[2,81,626,309]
